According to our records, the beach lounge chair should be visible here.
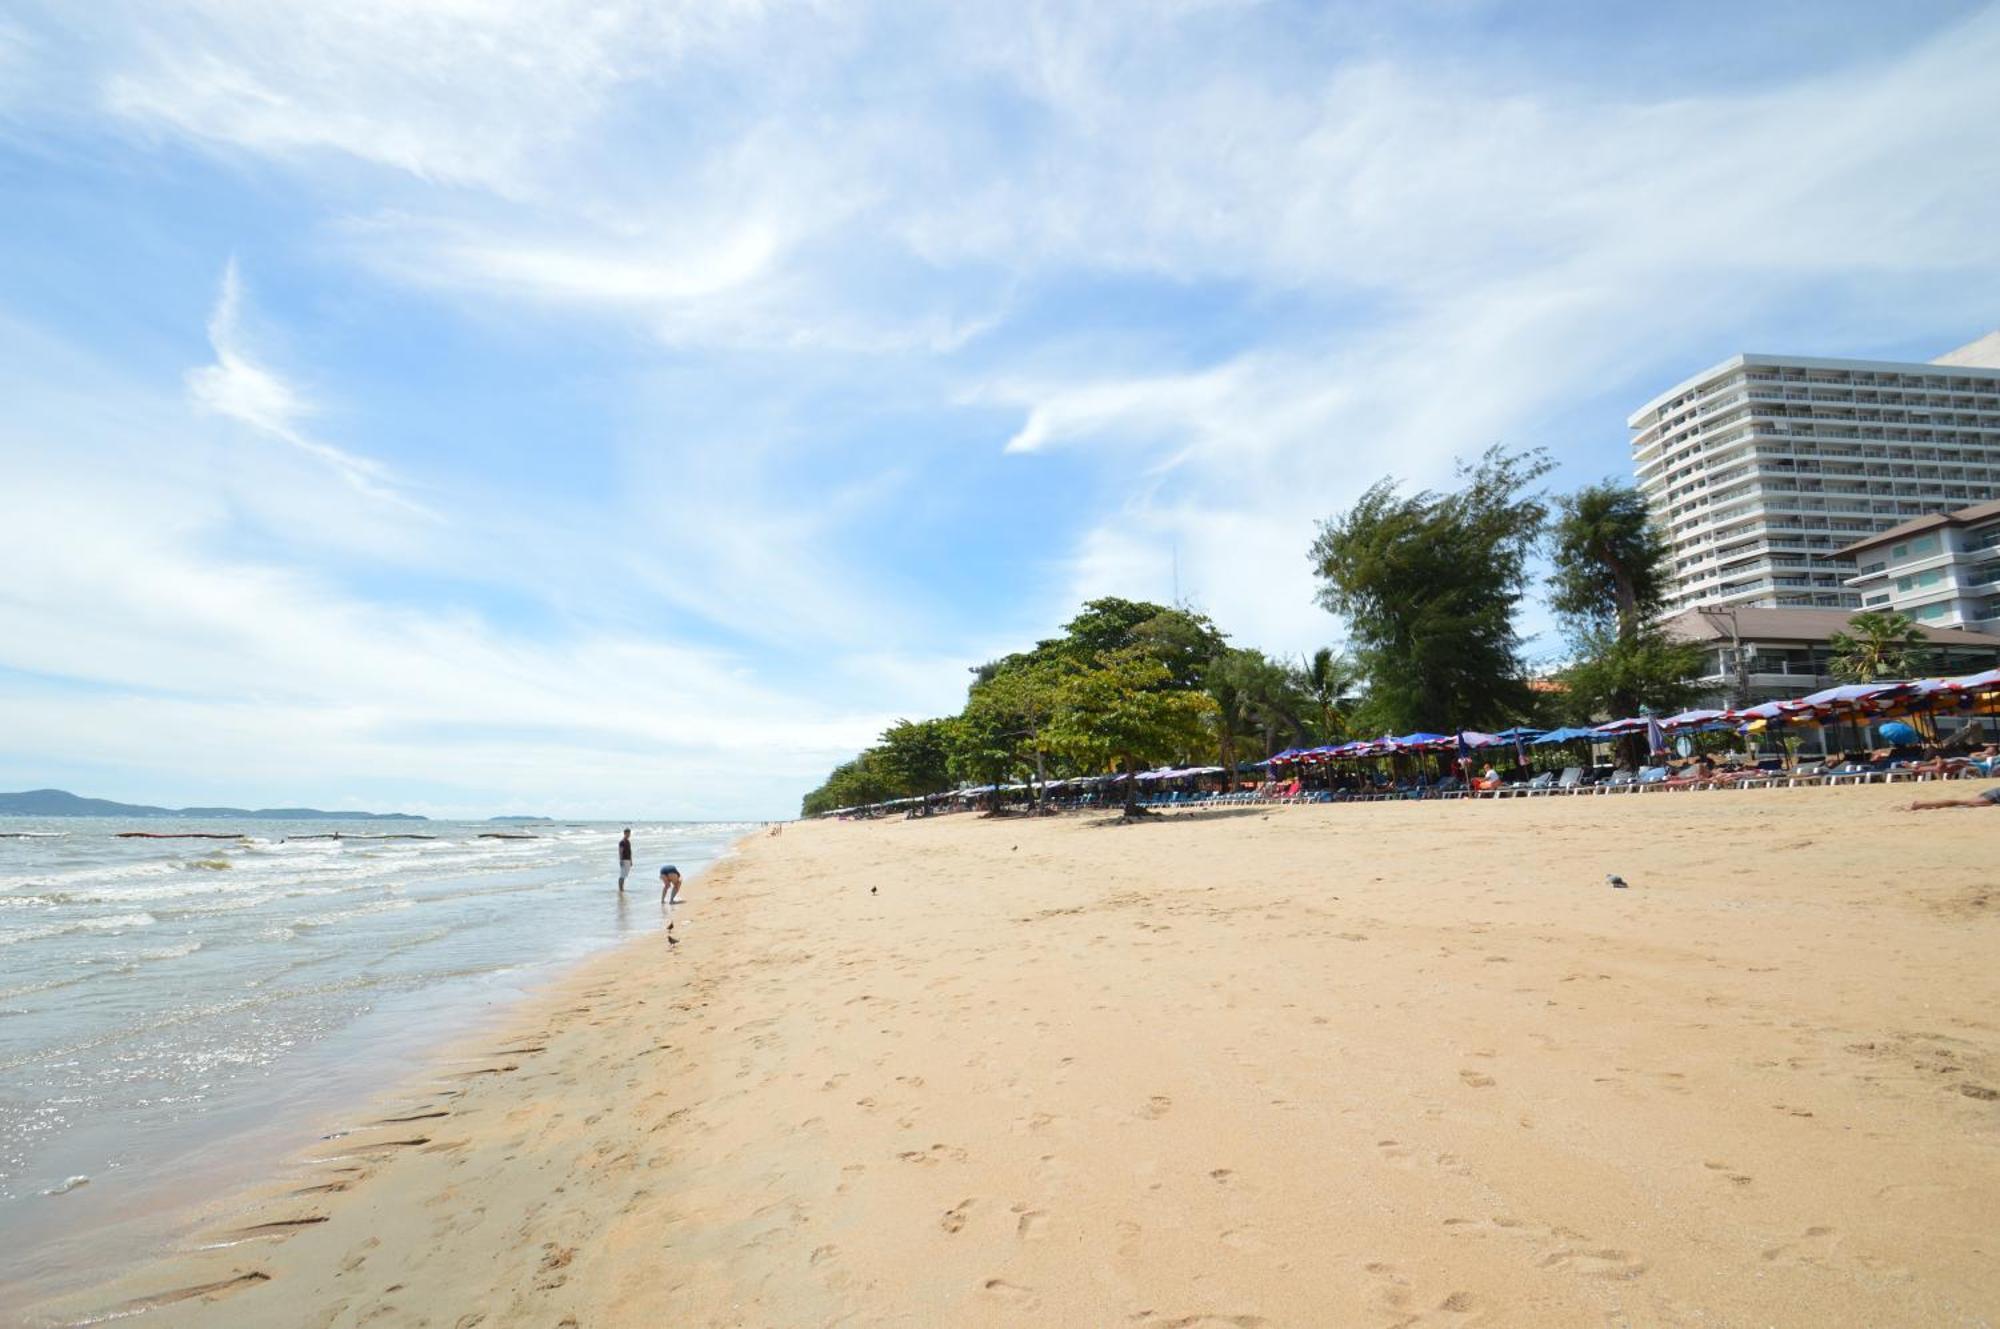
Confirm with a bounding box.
[1599,769,1638,794]
[1521,771,1559,797]
[1553,766,1584,793]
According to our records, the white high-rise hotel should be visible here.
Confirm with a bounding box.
[1630,333,2000,611]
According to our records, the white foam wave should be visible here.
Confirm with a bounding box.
[0,912,158,946]
[291,899,415,929]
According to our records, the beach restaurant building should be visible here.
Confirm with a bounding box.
[1661,605,2000,709]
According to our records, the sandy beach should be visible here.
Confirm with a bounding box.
[25,786,2000,1328]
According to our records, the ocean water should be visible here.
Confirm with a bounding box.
[0,816,749,1302]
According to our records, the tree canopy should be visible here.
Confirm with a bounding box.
[1046,648,1218,815]
[1548,482,1673,632]
[1547,480,1704,721]
[1309,447,1551,734]
[873,718,957,799]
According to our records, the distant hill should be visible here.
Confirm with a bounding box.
[0,789,427,821]
[488,815,554,823]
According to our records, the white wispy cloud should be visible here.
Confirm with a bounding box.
[95,0,786,194]
[185,259,426,511]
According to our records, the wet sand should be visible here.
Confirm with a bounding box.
[24,785,2000,1327]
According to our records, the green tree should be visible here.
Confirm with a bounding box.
[1052,597,1227,689]
[1828,610,1930,682]
[953,659,1070,805]
[1309,447,1552,733]
[969,598,1225,693]
[1558,627,1706,724]
[1205,649,1313,779]
[1549,483,1672,633]
[1547,480,1704,721]
[1047,648,1218,817]
[874,718,957,802]
[800,749,895,817]
[1301,647,1356,743]
[1225,649,1311,758]
[1203,649,1262,779]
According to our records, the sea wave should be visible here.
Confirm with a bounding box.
[291,899,416,929]
[0,912,158,946]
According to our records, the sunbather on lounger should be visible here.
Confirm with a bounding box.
[1910,787,2000,811]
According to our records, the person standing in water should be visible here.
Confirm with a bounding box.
[617,829,634,892]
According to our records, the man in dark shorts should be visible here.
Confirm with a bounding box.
[1910,786,2000,811]
[617,829,633,891]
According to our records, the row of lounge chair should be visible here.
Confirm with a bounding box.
[1131,758,1994,808]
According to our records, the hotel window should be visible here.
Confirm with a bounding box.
[1908,534,1942,558]
[1913,602,1949,620]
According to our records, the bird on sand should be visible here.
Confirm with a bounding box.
[1607,874,1629,889]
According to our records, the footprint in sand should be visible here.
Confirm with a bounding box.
[535,1244,575,1290]
[940,1199,976,1234]
[1458,1070,1496,1089]
[1703,1160,1753,1186]
[1141,1095,1174,1120]
[1762,1225,1839,1266]
[981,1278,1037,1306]
[1012,1206,1047,1239]
[1538,1245,1648,1280]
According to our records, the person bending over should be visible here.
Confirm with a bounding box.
[1910,786,2000,811]
[659,865,684,943]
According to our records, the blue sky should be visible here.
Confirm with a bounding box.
[2,1,1997,819]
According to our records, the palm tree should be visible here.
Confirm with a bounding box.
[1302,647,1356,742]
[1828,610,1930,683]
[1205,659,1254,781]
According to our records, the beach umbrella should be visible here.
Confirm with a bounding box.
[1793,682,1914,712]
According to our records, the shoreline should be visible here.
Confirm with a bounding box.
[23,792,2000,1326]
[2,833,750,1320]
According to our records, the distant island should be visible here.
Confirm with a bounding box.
[488,815,554,823]
[0,788,427,821]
